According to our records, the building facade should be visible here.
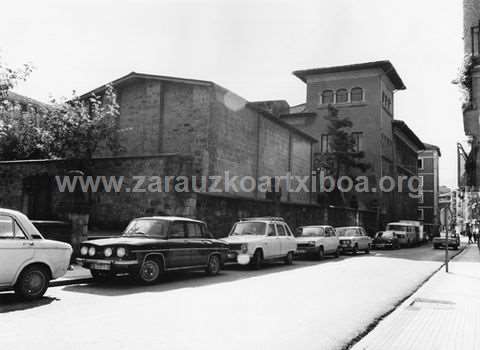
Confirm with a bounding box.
[418,143,441,235]
[280,61,423,223]
[462,0,480,186]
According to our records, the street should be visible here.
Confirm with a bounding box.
[0,244,463,350]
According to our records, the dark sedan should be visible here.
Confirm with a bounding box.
[76,216,229,284]
[372,231,400,250]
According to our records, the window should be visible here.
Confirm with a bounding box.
[417,209,424,221]
[321,90,334,104]
[169,222,186,239]
[276,224,287,236]
[267,224,276,236]
[0,215,27,239]
[326,227,335,237]
[336,89,348,103]
[321,134,332,153]
[352,132,363,152]
[351,87,363,102]
[285,225,294,236]
[186,222,203,238]
[418,158,424,170]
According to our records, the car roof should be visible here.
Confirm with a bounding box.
[336,226,362,229]
[387,222,415,226]
[135,216,205,223]
[0,208,24,217]
[299,225,332,228]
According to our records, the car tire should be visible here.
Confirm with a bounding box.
[137,257,162,284]
[14,265,50,300]
[454,245,459,250]
[284,251,294,265]
[91,270,113,282]
[433,244,438,249]
[317,247,325,260]
[205,255,221,275]
[250,250,263,270]
[352,244,358,255]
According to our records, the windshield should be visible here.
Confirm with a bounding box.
[386,224,408,232]
[298,227,325,237]
[230,222,266,236]
[123,219,169,238]
[336,228,358,237]
[376,231,395,239]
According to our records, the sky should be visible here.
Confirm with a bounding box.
[0,0,465,187]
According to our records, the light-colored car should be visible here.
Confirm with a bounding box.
[0,208,72,300]
[222,217,297,269]
[336,226,372,254]
[295,225,340,259]
[385,222,420,247]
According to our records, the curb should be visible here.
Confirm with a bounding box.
[343,244,467,350]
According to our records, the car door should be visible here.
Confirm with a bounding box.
[265,224,281,258]
[284,224,298,253]
[165,221,192,268]
[187,222,210,266]
[276,224,289,256]
[325,227,337,253]
[0,215,34,286]
[359,228,369,249]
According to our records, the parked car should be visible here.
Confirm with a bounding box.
[385,222,419,247]
[372,231,400,249]
[77,216,228,284]
[0,208,72,300]
[295,225,340,259]
[335,226,372,254]
[222,217,297,269]
[433,232,460,250]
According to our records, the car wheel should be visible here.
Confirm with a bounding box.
[365,244,370,254]
[317,247,325,260]
[14,265,50,300]
[352,244,358,255]
[250,250,263,270]
[91,270,113,282]
[205,255,221,275]
[137,258,162,284]
[454,245,459,250]
[433,244,438,249]
[284,251,294,265]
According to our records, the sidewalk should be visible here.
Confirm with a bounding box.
[351,244,480,350]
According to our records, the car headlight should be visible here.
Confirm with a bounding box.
[117,247,127,258]
[104,247,113,257]
[88,247,96,256]
[80,246,88,256]
[240,244,248,254]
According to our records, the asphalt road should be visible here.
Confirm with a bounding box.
[0,242,465,350]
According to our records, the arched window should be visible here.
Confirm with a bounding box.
[351,87,363,102]
[321,90,334,104]
[336,89,348,103]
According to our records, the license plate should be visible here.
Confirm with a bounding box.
[91,263,110,271]
[297,249,306,254]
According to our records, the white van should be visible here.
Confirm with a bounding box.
[385,222,419,247]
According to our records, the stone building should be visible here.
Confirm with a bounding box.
[418,143,441,236]
[278,61,423,223]
[462,0,480,186]
[0,72,322,234]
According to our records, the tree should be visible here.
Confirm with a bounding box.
[324,105,370,205]
[0,59,121,161]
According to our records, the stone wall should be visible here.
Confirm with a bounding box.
[195,193,382,238]
[0,154,195,229]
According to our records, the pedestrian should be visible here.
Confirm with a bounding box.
[467,224,473,244]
